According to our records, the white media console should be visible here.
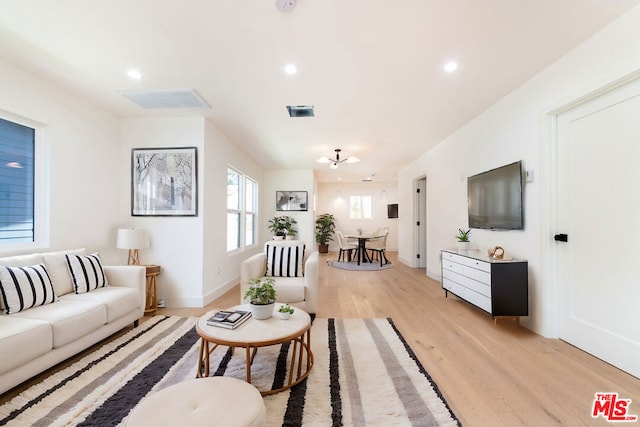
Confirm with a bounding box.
[441,250,528,321]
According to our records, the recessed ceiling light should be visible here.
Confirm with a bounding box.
[443,61,458,73]
[127,69,143,80]
[284,64,297,75]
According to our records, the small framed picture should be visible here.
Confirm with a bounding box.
[276,191,308,211]
[131,147,197,216]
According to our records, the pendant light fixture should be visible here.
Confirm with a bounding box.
[316,149,360,169]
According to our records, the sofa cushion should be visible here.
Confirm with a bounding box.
[0,264,57,314]
[65,253,108,294]
[270,277,306,303]
[42,248,87,296]
[61,286,139,323]
[265,242,305,278]
[0,316,52,375]
[11,299,107,348]
[0,253,44,267]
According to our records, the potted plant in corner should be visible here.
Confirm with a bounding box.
[268,216,287,240]
[455,228,471,252]
[244,278,277,320]
[315,213,336,254]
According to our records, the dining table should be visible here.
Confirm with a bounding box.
[344,233,386,265]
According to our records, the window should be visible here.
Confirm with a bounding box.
[0,117,35,245]
[350,195,373,219]
[227,167,258,252]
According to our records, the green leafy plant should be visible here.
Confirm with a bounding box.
[315,213,336,245]
[455,228,471,242]
[268,215,297,237]
[244,278,277,305]
[278,304,295,314]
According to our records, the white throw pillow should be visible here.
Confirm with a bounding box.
[65,253,108,294]
[0,264,57,314]
[265,242,305,278]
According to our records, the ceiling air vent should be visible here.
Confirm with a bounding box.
[286,105,314,117]
[118,89,210,109]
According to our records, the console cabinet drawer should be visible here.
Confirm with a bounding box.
[441,250,528,318]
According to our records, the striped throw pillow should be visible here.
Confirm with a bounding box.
[65,253,108,294]
[265,242,305,278]
[0,264,57,314]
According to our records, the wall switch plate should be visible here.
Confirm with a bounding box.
[525,169,534,182]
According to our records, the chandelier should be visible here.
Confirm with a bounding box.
[316,149,360,169]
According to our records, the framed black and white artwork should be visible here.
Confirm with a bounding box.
[131,147,197,216]
[276,191,308,211]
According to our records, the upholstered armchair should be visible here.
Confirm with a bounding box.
[240,240,318,314]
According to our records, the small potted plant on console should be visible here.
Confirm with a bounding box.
[277,304,295,320]
[244,278,277,320]
[455,228,471,252]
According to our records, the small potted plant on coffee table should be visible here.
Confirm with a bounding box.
[277,304,295,320]
[244,278,277,320]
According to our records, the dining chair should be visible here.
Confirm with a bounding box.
[336,231,357,262]
[367,229,389,266]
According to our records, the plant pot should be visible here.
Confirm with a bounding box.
[456,241,470,252]
[249,302,275,320]
[318,243,329,254]
[278,311,291,320]
[273,235,285,240]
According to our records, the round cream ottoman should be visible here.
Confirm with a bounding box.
[125,377,266,427]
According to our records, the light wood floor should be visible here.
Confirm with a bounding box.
[162,251,640,426]
[3,252,639,425]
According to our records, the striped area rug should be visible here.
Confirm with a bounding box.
[0,316,459,426]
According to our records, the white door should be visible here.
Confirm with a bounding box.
[556,78,640,378]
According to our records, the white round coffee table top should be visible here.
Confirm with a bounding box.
[196,303,311,347]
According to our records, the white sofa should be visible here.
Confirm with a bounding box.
[240,240,318,314]
[0,248,145,395]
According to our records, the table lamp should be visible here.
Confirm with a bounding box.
[117,228,150,265]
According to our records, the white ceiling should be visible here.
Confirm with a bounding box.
[1,0,638,182]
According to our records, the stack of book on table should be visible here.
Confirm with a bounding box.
[206,310,252,329]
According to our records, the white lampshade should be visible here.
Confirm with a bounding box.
[117,228,150,265]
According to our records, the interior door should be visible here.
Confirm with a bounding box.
[556,78,640,378]
[415,177,427,269]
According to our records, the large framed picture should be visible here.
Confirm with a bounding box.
[131,147,197,216]
[276,191,308,211]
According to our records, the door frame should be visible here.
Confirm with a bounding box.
[413,175,427,269]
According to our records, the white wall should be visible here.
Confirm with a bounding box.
[316,181,398,252]
[262,169,315,250]
[120,117,264,308]
[0,57,121,258]
[398,5,640,337]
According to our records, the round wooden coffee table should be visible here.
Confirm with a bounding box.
[195,304,313,396]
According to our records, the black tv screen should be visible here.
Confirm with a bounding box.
[467,161,523,230]
[387,203,398,218]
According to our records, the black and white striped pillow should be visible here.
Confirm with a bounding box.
[0,264,57,314]
[265,242,305,278]
[65,253,108,294]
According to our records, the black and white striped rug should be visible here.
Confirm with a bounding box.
[0,316,459,426]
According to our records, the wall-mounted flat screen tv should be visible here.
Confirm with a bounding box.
[467,161,523,230]
[387,203,398,218]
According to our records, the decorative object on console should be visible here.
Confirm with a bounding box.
[493,246,505,259]
[131,147,197,216]
[276,191,308,211]
[315,213,336,253]
[455,228,471,252]
[244,278,277,320]
[117,228,150,265]
[268,215,298,239]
